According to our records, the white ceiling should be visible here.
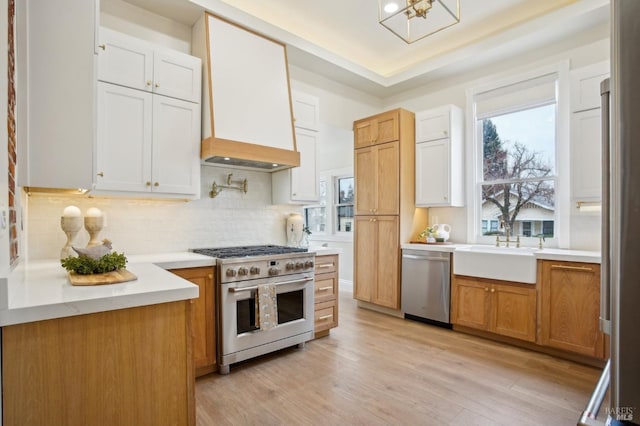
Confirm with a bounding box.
[120,0,610,97]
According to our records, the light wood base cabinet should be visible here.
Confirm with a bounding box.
[539,260,605,359]
[170,266,216,376]
[2,301,195,426]
[314,254,339,337]
[354,216,400,309]
[451,276,536,343]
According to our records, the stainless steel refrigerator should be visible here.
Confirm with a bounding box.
[580,1,640,425]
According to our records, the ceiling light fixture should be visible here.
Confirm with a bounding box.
[379,0,460,44]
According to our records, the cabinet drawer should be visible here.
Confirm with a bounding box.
[314,273,337,303]
[315,254,338,274]
[315,300,338,333]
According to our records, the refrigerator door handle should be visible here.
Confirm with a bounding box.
[600,78,611,335]
[578,359,611,426]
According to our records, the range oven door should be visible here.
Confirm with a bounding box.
[219,274,315,360]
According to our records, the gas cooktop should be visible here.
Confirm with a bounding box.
[192,245,308,259]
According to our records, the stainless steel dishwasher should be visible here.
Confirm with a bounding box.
[401,249,451,327]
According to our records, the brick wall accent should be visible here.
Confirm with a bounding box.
[7,0,18,265]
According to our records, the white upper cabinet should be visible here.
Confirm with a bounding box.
[570,61,610,113]
[272,128,319,204]
[570,62,609,202]
[416,109,451,142]
[272,92,320,204]
[415,105,464,207]
[96,82,153,193]
[292,92,320,132]
[95,29,202,198]
[98,27,201,103]
[17,0,99,190]
[571,109,602,201]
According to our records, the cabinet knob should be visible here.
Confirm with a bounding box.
[146,181,151,186]
[208,274,213,279]
[154,182,159,187]
[490,288,495,293]
[146,80,152,87]
[155,83,160,88]
[443,130,448,136]
[292,193,297,196]
[484,287,489,292]
[444,196,448,200]
[96,172,104,177]
[98,44,106,50]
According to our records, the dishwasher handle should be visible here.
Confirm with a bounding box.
[402,254,450,262]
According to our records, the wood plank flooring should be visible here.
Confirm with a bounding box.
[195,291,600,425]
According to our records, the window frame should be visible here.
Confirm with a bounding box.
[465,62,571,248]
[303,167,354,242]
[334,176,354,235]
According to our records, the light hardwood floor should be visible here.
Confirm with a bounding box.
[195,291,600,425]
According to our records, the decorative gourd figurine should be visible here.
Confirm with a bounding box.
[73,239,113,260]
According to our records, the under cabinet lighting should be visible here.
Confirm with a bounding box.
[576,201,601,212]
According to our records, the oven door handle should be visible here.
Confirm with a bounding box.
[228,276,314,293]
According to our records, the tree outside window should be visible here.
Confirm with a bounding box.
[480,104,556,238]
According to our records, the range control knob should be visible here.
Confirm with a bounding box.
[237,267,249,276]
[250,266,261,275]
[304,260,314,268]
[268,267,280,276]
[295,262,303,270]
[286,262,295,271]
[225,268,237,277]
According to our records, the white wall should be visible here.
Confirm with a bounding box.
[100,0,192,53]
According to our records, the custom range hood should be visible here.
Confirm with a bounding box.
[193,13,300,172]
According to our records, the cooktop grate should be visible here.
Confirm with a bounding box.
[192,245,308,259]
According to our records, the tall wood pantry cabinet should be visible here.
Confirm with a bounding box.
[353,109,419,309]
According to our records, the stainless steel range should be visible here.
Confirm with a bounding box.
[192,245,315,374]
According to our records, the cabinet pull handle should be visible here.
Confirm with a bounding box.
[97,172,104,177]
[318,314,333,320]
[550,265,594,272]
[318,286,333,291]
[317,264,333,269]
[98,44,106,50]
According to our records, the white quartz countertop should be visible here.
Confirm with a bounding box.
[308,246,343,256]
[0,252,216,327]
[401,243,601,263]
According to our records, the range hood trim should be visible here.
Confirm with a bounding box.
[201,136,300,171]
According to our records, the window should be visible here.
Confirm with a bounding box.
[471,71,560,243]
[303,172,354,237]
[304,180,327,233]
[335,177,354,233]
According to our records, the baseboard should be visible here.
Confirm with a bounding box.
[356,300,404,318]
[339,279,352,292]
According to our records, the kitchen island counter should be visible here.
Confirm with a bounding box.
[0,251,213,326]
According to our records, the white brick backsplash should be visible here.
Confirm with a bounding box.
[26,166,303,260]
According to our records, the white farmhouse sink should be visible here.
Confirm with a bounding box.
[453,245,539,284]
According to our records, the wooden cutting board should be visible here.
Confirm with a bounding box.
[68,269,137,286]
